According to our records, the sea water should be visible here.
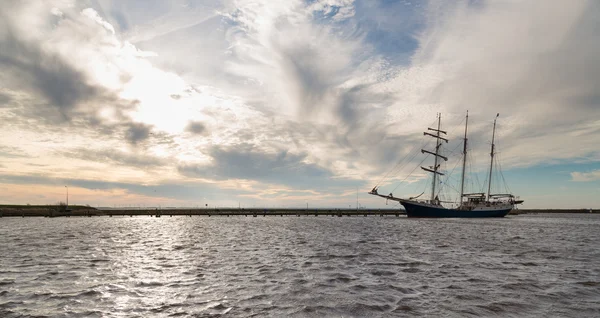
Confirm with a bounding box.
[1,214,599,317]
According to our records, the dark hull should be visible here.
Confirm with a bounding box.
[401,201,511,218]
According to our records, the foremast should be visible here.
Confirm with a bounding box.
[459,111,468,205]
[421,113,448,204]
[487,113,499,201]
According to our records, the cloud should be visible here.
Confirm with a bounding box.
[185,121,207,135]
[310,0,356,21]
[0,91,12,106]
[0,31,100,122]
[0,2,158,140]
[223,0,370,121]
[59,147,166,168]
[571,170,600,182]
[0,145,29,158]
[178,143,364,190]
[199,0,422,181]
[82,8,115,34]
[124,122,153,145]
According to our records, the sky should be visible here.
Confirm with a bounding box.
[0,0,598,209]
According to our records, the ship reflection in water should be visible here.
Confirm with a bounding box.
[0,214,599,317]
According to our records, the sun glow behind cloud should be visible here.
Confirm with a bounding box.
[0,0,598,208]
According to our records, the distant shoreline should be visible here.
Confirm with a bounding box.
[0,205,597,217]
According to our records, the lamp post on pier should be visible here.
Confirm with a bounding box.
[64,186,69,212]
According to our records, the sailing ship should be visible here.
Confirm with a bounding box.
[369,112,523,218]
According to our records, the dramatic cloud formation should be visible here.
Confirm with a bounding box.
[412,1,600,167]
[178,143,360,190]
[0,0,598,208]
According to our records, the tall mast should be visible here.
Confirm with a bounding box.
[459,111,469,205]
[420,114,448,204]
[487,113,499,201]
[430,115,441,202]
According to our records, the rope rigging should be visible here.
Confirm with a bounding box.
[371,118,439,189]
[390,153,431,194]
[373,114,469,199]
[497,152,512,194]
[436,141,464,198]
[367,113,519,207]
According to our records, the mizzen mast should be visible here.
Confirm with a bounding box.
[421,113,448,204]
[487,113,500,201]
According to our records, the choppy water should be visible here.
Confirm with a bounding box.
[1,214,599,317]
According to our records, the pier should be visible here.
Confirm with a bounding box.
[0,206,405,217]
[94,208,406,218]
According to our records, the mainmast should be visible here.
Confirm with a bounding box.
[459,111,469,205]
[421,113,448,204]
[487,113,499,201]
